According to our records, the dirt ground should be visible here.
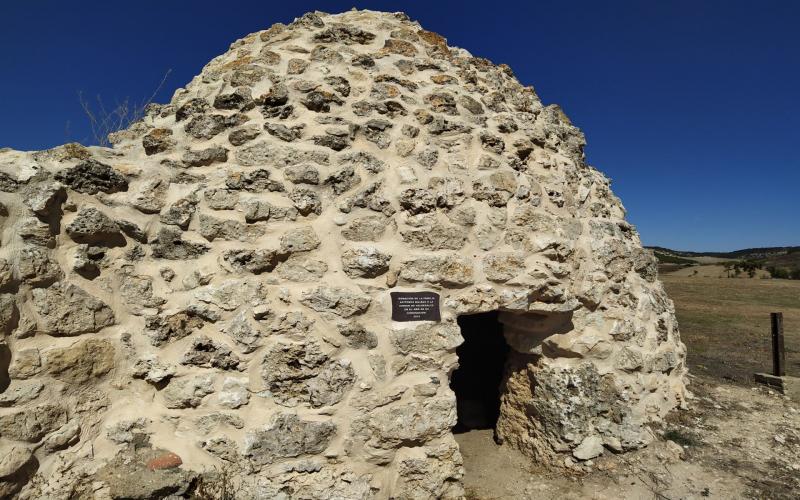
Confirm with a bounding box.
[457,275,800,499]
[457,374,800,499]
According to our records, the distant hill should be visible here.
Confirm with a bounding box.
[647,246,800,279]
[647,245,800,260]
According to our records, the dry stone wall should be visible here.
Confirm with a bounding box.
[0,9,687,499]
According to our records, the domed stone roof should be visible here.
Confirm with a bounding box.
[0,9,686,498]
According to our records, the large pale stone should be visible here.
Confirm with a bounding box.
[162,375,215,409]
[341,246,391,278]
[243,413,336,465]
[391,323,463,355]
[300,286,371,317]
[398,254,474,287]
[65,207,123,244]
[0,404,67,442]
[572,435,604,460]
[31,282,115,336]
[359,395,456,449]
[15,246,63,287]
[44,338,115,384]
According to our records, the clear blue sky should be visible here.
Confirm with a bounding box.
[1,1,798,251]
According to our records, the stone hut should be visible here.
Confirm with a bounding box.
[0,10,687,499]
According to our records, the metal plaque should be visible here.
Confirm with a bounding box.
[390,291,441,322]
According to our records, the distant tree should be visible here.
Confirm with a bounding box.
[768,266,791,279]
[723,262,734,278]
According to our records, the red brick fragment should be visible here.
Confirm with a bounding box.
[146,451,182,471]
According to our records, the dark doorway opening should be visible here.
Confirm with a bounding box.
[450,311,509,434]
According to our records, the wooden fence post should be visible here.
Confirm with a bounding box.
[771,312,785,377]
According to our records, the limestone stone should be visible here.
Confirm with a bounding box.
[145,309,207,346]
[0,444,36,497]
[240,198,270,222]
[398,254,474,287]
[284,164,320,184]
[117,219,147,242]
[97,447,196,499]
[118,268,166,313]
[483,252,526,282]
[8,348,41,379]
[314,24,376,44]
[573,435,604,460]
[142,128,175,155]
[42,419,81,452]
[266,122,302,142]
[162,374,215,409]
[23,181,66,217]
[338,321,378,349]
[300,286,371,317]
[228,125,261,146]
[0,445,33,478]
[180,335,244,371]
[222,248,280,274]
[391,322,463,355]
[18,217,55,247]
[203,188,239,210]
[194,279,265,311]
[131,178,167,213]
[106,418,150,445]
[341,246,391,278]
[0,403,67,442]
[341,215,388,241]
[16,245,64,287]
[0,259,14,289]
[260,338,330,406]
[0,294,18,336]
[214,87,254,110]
[472,171,517,207]
[55,160,128,194]
[399,188,436,214]
[31,282,115,336]
[151,227,210,259]
[401,221,467,250]
[217,377,250,408]
[273,257,325,282]
[182,146,228,167]
[65,207,123,245]
[176,97,209,121]
[160,197,197,229]
[357,395,456,449]
[132,354,176,384]
[223,309,264,353]
[280,226,321,254]
[185,114,245,140]
[392,443,464,499]
[289,187,322,215]
[198,213,263,241]
[243,413,336,465]
[227,169,284,192]
[44,338,115,384]
[0,380,44,407]
[307,359,356,407]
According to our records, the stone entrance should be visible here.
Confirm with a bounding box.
[451,311,509,434]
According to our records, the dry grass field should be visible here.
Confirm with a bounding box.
[661,274,800,383]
